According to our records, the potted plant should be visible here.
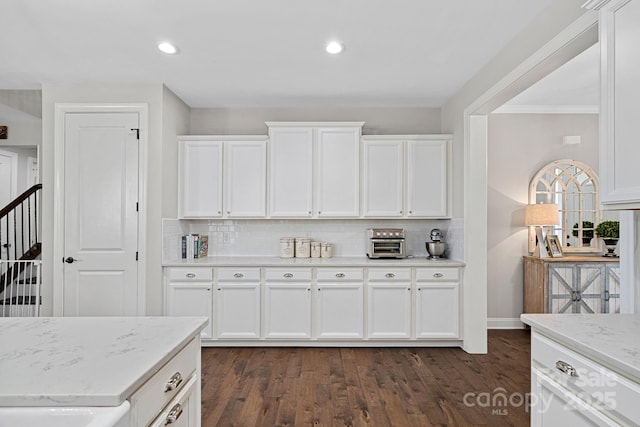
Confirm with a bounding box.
[595,220,620,256]
[572,220,594,245]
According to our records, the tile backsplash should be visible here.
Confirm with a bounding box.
[163,218,464,261]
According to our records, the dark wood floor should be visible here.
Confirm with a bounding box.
[200,330,531,426]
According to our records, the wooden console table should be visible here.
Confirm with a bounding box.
[523,256,620,314]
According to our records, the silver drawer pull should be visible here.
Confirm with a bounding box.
[164,403,183,425]
[164,372,183,392]
[335,273,346,278]
[433,273,443,278]
[233,273,244,278]
[555,360,579,377]
[283,273,294,278]
[385,273,395,278]
[185,273,196,278]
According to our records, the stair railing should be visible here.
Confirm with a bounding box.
[0,184,42,262]
[0,260,41,317]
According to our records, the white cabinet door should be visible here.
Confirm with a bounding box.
[215,283,261,339]
[315,283,363,339]
[367,282,411,339]
[415,283,459,339]
[224,141,266,217]
[167,283,213,339]
[600,0,640,208]
[268,127,313,217]
[362,140,404,217]
[406,139,450,218]
[264,283,312,338]
[179,141,223,218]
[316,127,360,217]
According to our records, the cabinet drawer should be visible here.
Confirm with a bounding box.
[217,268,261,281]
[532,332,640,426]
[130,338,198,426]
[265,268,312,281]
[415,267,459,281]
[167,267,213,281]
[317,268,363,282]
[368,268,411,281]
[149,374,197,427]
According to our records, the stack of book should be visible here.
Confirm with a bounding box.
[181,234,209,259]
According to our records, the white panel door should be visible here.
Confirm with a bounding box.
[268,127,313,217]
[316,283,363,339]
[316,127,360,217]
[179,141,223,218]
[225,141,266,217]
[362,140,404,217]
[367,282,411,339]
[406,140,449,217]
[415,283,459,339]
[168,283,213,339]
[264,283,312,339]
[0,150,17,260]
[215,283,261,339]
[63,113,139,316]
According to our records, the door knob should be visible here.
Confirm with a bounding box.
[64,257,76,264]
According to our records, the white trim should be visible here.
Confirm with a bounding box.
[463,11,599,353]
[492,104,599,114]
[487,318,526,329]
[619,211,637,313]
[53,103,148,316]
[265,121,365,128]
[0,149,18,201]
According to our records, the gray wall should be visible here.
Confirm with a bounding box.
[487,113,600,323]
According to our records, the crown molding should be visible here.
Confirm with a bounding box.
[582,0,611,10]
[492,104,599,114]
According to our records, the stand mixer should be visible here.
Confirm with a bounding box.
[426,228,447,259]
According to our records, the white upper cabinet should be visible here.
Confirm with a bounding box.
[316,127,361,217]
[406,139,450,217]
[178,136,267,218]
[595,0,640,208]
[179,140,223,218]
[363,136,451,218]
[267,122,364,218]
[268,126,314,217]
[225,141,267,217]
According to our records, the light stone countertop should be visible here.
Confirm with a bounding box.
[162,255,465,268]
[0,316,208,407]
[521,314,640,382]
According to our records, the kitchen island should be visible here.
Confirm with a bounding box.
[521,314,640,426]
[0,316,207,426]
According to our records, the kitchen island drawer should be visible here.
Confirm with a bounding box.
[415,267,459,281]
[368,268,411,281]
[167,267,213,281]
[129,337,199,426]
[532,332,640,426]
[317,268,363,281]
[217,268,260,281]
[265,268,312,281]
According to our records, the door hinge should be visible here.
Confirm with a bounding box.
[136,202,139,212]
[131,128,140,140]
[136,252,139,261]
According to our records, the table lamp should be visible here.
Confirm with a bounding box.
[525,203,559,257]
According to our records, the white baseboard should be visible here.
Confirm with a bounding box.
[487,317,526,329]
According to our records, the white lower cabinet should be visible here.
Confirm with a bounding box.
[264,269,312,339]
[315,268,364,339]
[415,268,460,339]
[166,268,213,339]
[215,268,261,339]
[149,375,198,427]
[367,268,412,339]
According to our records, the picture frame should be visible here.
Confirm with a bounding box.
[545,235,563,258]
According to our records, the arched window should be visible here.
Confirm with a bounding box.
[529,160,600,253]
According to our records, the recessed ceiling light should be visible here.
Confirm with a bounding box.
[326,41,344,54]
[158,42,178,55]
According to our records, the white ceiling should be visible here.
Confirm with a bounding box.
[1,0,557,108]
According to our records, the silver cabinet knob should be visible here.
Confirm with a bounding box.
[335,273,345,278]
[164,372,183,392]
[186,273,196,278]
[165,403,184,424]
[283,273,294,278]
[385,273,395,278]
[555,360,579,377]
[233,273,244,278]
[433,273,443,278]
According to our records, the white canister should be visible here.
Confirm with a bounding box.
[280,238,295,258]
[295,238,311,258]
[321,242,333,258]
[310,241,321,258]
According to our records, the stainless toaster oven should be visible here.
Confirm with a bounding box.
[366,228,406,259]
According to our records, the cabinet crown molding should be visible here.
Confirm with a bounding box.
[582,0,611,10]
[178,135,268,141]
[265,121,365,128]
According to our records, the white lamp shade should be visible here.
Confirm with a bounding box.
[525,203,559,226]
